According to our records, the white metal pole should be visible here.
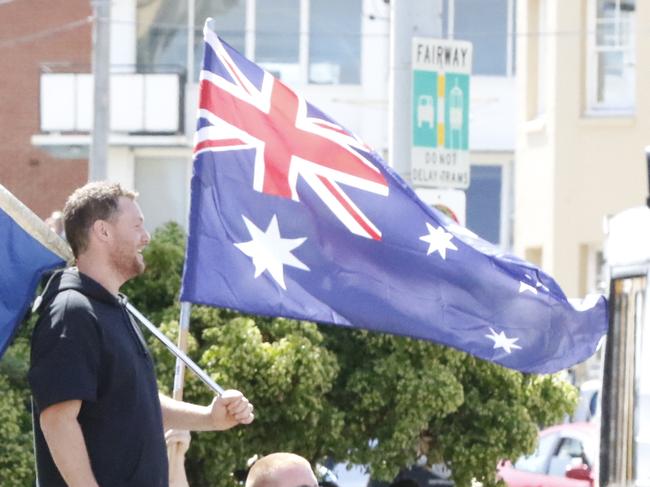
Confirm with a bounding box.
[167,300,194,485]
[90,0,111,181]
[172,302,193,401]
[388,0,444,181]
[447,0,455,39]
[506,0,514,77]
[126,302,224,395]
[387,0,410,179]
[187,0,195,83]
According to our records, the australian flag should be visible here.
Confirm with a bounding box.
[180,19,608,374]
[0,185,67,359]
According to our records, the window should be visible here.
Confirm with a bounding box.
[135,157,188,231]
[466,165,502,245]
[136,0,188,71]
[255,0,301,84]
[514,432,557,473]
[136,0,248,78]
[309,0,362,84]
[442,0,515,76]
[137,0,362,85]
[547,437,587,477]
[197,0,246,53]
[443,0,509,76]
[195,0,246,78]
[586,0,636,112]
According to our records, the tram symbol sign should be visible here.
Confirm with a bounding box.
[411,37,472,189]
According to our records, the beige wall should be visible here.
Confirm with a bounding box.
[515,0,556,268]
[515,0,650,297]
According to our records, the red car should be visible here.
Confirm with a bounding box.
[498,422,598,487]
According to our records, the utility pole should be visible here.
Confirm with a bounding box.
[90,0,111,181]
[388,0,443,181]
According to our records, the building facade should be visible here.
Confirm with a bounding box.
[0,0,91,218]
[29,0,516,250]
[515,0,648,298]
[442,0,516,248]
[34,0,393,232]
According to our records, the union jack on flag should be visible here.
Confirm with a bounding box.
[181,19,608,374]
[194,25,388,240]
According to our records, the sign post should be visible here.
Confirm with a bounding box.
[411,38,472,190]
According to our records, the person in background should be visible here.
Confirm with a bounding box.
[246,452,319,487]
[44,210,65,238]
[166,429,191,487]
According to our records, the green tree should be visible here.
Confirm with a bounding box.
[0,322,38,487]
[0,374,34,486]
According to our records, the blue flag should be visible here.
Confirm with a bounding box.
[0,196,67,359]
[180,21,608,374]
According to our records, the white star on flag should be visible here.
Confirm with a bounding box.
[524,273,550,293]
[485,327,522,354]
[234,214,309,290]
[519,281,538,294]
[419,223,458,259]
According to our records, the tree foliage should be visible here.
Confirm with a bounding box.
[0,222,577,487]
[0,322,38,486]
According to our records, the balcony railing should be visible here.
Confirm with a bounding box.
[39,70,183,134]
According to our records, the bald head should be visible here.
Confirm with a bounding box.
[245,453,318,487]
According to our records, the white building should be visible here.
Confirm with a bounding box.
[33,0,516,248]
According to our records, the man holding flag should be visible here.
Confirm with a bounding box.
[28,182,254,487]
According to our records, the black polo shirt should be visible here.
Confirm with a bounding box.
[29,269,168,486]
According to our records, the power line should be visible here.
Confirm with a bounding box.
[0,12,644,51]
[100,16,650,40]
[0,16,92,49]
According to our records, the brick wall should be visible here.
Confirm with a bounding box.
[0,0,91,218]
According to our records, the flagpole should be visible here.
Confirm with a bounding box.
[172,302,193,400]
[126,302,224,395]
[167,301,193,484]
[127,302,224,481]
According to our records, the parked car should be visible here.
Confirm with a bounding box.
[498,422,598,487]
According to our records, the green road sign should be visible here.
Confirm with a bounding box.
[411,38,472,189]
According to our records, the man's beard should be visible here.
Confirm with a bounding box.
[110,243,145,282]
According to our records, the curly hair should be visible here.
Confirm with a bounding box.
[63,181,137,258]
